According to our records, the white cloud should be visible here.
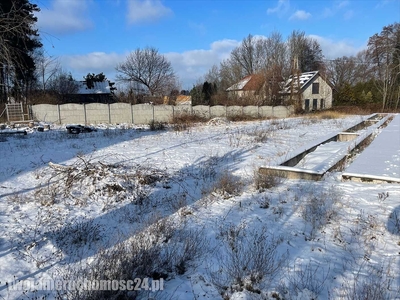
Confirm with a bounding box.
[61,52,126,81]
[267,0,290,15]
[35,0,93,35]
[165,39,240,89]
[58,39,239,89]
[308,35,366,59]
[127,0,172,24]
[289,10,311,21]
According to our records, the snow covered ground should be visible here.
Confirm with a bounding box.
[0,115,399,300]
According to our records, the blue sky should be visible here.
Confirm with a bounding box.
[32,0,400,89]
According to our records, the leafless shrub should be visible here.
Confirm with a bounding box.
[7,192,30,204]
[284,261,330,298]
[247,127,271,143]
[254,171,282,192]
[149,120,166,131]
[300,186,341,239]
[171,114,207,131]
[388,209,400,235]
[258,195,270,209]
[211,224,286,296]
[336,262,398,300]
[55,218,103,255]
[212,172,243,199]
[9,208,64,268]
[61,219,208,299]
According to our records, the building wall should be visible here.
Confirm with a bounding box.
[301,76,333,111]
[32,103,294,125]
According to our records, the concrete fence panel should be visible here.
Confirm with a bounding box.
[259,106,273,118]
[226,106,242,118]
[110,103,132,124]
[60,104,85,124]
[31,103,293,125]
[32,104,59,123]
[192,105,210,119]
[86,103,110,124]
[243,106,259,118]
[273,106,290,118]
[154,105,173,123]
[132,104,153,125]
[210,105,226,118]
[173,105,191,117]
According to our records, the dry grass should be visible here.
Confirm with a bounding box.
[171,114,207,131]
[303,110,348,120]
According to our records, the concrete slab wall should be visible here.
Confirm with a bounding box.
[154,105,173,123]
[132,104,153,124]
[32,104,59,123]
[210,105,226,118]
[273,106,290,118]
[60,104,85,124]
[86,103,110,124]
[259,106,273,118]
[192,105,210,119]
[110,103,132,123]
[173,105,191,117]
[227,106,242,118]
[32,104,293,125]
[243,106,259,118]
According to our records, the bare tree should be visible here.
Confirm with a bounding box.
[230,34,268,76]
[47,70,79,103]
[115,47,177,96]
[34,50,61,91]
[367,22,400,110]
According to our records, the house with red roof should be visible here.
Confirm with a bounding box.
[226,71,333,111]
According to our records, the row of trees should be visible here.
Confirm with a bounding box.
[191,24,400,110]
[189,31,323,106]
[324,23,400,110]
[1,0,398,110]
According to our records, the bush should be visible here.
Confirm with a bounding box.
[149,120,166,131]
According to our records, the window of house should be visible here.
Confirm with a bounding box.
[312,82,319,94]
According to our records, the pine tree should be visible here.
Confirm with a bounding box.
[0,0,42,103]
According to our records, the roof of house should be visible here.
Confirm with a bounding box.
[226,71,332,95]
[226,74,265,92]
[77,81,111,94]
[175,95,192,105]
[280,71,319,94]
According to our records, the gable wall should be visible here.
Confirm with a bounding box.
[301,75,333,110]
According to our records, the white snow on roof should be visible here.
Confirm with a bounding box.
[281,71,318,93]
[226,76,251,91]
[77,81,111,94]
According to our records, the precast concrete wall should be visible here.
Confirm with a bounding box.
[154,105,173,123]
[132,104,153,124]
[259,106,273,118]
[86,103,110,124]
[273,106,291,118]
[32,104,59,123]
[31,104,294,125]
[210,105,226,118]
[243,106,259,118]
[192,105,210,119]
[60,104,85,124]
[227,106,242,118]
[110,103,132,123]
[173,105,191,117]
